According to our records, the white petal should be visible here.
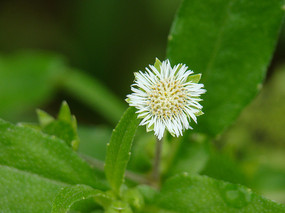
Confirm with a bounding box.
[126,59,205,140]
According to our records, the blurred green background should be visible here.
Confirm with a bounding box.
[1,0,285,204]
[0,0,181,124]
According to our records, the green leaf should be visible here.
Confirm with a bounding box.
[155,174,285,213]
[167,0,285,136]
[38,101,80,150]
[51,184,111,213]
[62,69,126,124]
[0,51,66,121]
[0,165,65,213]
[105,107,140,195]
[0,118,107,190]
[43,120,80,151]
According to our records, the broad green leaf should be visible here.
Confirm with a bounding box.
[0,118,107,190]
[167,0,285,136]
[51,184,111,213]
[0,165,65,213]
[216,66,285,201]
[0,51,66,120]
[105,107,140,195]
[62,69,126,124]
[155,174,285,213]
[38,101,80,150]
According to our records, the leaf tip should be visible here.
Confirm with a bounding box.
[58,100,72,122]
[36,109,54,127]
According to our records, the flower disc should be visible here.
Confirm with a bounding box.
[127,59,206,139]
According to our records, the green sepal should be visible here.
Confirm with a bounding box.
[154,58,162,72]
[187,74,202,83]
[195,110,204,116]
[71,115,78,132]
[146,124,154,132]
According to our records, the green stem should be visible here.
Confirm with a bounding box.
[152,137,163,184]
[79,153,149,185]
[163,136,183,176]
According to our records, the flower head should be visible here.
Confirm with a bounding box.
[126,59,206,140]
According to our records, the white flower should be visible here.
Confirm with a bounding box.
[126,59,206,140]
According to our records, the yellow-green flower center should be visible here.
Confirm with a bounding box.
[147,78,187,119]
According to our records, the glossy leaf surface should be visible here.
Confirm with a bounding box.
[167,0,285,135]
[105,107,140,195]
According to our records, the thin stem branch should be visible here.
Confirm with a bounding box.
[79,153,150,185]
[152,137,163,183]
[79,153,105,170]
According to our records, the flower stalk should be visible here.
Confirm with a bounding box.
[152,137,163,184]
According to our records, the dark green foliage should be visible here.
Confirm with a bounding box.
[0,0,285,212]
[0,51,65,120]
[51,185,111,213]
[0,119,107,190]
[0,166,65,213]
[155,174,285,213]
[167,0,285,136]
